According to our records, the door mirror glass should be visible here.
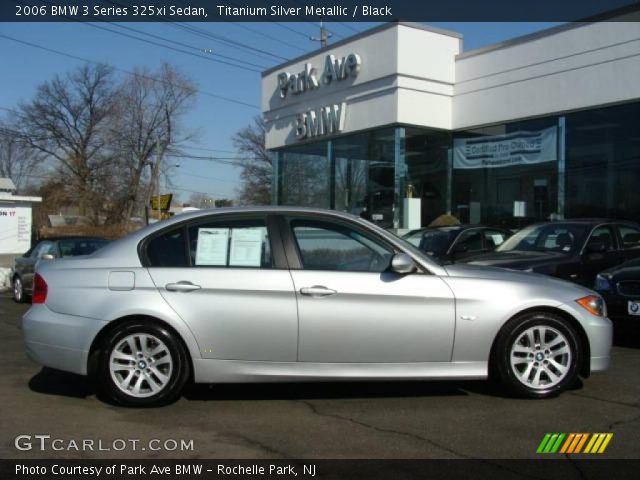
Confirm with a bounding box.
[391,253,417,274]
[40,253,55,260]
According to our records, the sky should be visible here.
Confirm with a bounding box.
[0,21,561,203]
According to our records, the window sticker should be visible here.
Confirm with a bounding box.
[229,227,264,267]
[195,228,229,266]
[491,234,505,245]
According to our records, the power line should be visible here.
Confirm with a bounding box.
[106,22,271,70]
[84,22,263,73]
[230,22,308,54]
[179,145,238,154]
[0,34,259,109]
[168,22,288,63]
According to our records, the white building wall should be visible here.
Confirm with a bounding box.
[262,24,461,149]
[453,22,640,129]
[263,20,640,149]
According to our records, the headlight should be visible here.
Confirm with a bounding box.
[594,274,611,292]
[576,295,606,317]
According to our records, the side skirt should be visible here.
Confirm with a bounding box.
[192,359,488,383]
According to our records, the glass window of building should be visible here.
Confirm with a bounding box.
[403,128,451,226]
[452,117,559,228]
[565,102,640,222]
[277,141,330,208]
[333,128,396,228]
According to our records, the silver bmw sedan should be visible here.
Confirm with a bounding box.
[22,207,612,406]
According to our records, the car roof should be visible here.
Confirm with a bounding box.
[406,224,508,234]
[526,219,640,227]
[37,236,109,242]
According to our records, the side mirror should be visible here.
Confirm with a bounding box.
[586,241,606,254]
[40,254,55,260]
[391,253,417,274]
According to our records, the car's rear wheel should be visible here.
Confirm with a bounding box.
[494,312,582,398]
[99,321,190,407]
[13,276,26,303]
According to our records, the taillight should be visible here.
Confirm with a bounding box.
[32,273,47,304]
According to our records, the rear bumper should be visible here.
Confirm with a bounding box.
[22,305,107,375]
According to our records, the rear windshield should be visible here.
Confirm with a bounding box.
[59,239,109,257]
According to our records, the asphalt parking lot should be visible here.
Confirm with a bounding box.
[1,293,639,460]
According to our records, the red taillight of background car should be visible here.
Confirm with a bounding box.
[32,273,48,304]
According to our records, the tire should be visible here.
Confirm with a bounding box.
[98,321,190,407]
[13,276,26,303]
[493,312,582,398]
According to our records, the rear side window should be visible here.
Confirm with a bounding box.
[146,227,188,267]
[188,219,272,268]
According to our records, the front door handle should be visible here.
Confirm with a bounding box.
[300,286,337,297]
[165,281,201,292]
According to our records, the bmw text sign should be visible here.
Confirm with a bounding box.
[276,53,361,141]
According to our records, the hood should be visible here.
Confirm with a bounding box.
[462,250,569,269]
[443,263,592,296]
[600,258,640,280]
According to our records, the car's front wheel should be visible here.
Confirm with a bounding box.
[99,321,190,407]
[12,276,26,303]
[494,312,582,398]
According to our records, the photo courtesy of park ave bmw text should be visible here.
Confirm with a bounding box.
[0,1,639,479]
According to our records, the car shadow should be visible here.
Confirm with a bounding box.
[613,323,640,349]
[28,367,95,399]
[28,368,584,404]
[183,380,483,402]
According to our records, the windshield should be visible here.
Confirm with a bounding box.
[59,239,109,257]
[496,224,588,254]
[403,229,456,256]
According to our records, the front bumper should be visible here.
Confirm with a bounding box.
[22,305,108,376]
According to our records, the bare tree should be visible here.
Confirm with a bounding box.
[17,64,117,224]
[0,120,45,191]
[107,63,196,224]
[232,116,272,205]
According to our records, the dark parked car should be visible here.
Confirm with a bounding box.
[403,225,512,263]
[594,258,640,322]
[12,236,109,303]
[464,220,640,287]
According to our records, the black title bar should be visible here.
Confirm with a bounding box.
[3,0,640,22]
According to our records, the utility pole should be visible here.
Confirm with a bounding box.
[155,135,161,222]
[310,21,331,48]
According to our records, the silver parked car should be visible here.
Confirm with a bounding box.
[22,207,612,406]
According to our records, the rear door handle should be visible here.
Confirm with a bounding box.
[300,286,337,297]
[165,281,201,292]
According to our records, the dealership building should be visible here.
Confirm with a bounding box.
[262,15,640,230]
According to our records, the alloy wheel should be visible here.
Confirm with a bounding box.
[13,278,23,302]
[109,333,173,398]
[509,326,572,389]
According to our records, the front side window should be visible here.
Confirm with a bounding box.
[188,220,272,268]
[291,219,393,272]
[618,224,640,250]
[587,225,616,251]
[453,229,483,252]
[497,223,588,254]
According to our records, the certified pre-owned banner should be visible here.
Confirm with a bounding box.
[453,126,558,170]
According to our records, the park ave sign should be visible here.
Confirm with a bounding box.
[276,53,361,140]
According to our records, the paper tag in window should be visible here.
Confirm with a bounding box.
[229,228,264,267]
[195,228,229,266]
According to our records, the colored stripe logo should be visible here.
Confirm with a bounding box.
[537,433,613,454]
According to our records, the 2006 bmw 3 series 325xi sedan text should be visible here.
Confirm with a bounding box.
[22,208,612,406]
